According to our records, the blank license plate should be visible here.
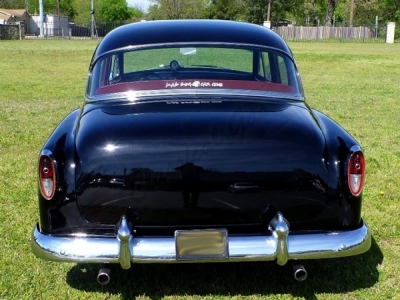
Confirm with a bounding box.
[175,229,228,260]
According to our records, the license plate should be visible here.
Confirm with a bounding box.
[175,229,229,260]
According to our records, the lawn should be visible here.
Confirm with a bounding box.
[0,40,399,299]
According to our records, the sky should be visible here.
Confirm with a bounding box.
[127,0,151,12]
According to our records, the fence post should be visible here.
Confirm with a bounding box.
[263,21,271,29]
[293,25,296,41]
[386,22,396,43]
[362,25,365,42]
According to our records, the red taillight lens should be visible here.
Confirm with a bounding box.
[39,155,56,200]
[348,150,365,196]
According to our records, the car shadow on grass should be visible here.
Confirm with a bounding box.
[66,236,382,299]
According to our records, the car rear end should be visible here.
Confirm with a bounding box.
[31,21,370,284]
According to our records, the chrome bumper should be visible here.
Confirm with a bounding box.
[31,213,371,269]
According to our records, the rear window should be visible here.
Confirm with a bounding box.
[87,44,302,99]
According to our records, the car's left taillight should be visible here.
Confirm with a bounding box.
[39,155,56,200]
[348,150,365,196]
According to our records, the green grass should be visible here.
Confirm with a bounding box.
[1,40,400,299]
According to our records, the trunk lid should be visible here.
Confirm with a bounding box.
[75,100,329,232]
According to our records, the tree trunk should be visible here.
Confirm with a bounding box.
[325,0,337,26]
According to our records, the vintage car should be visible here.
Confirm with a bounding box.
[31,20,371,284]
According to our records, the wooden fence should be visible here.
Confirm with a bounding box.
[273,25,384,42]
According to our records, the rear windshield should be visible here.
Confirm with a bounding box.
[87,44,303,99]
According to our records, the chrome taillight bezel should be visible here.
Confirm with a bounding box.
[38,150,57,200]
[347,146,365,197]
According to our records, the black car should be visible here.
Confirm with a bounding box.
[31,20,370,284]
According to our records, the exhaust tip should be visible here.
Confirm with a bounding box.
[97,268,111,285]
[293,264,307,281]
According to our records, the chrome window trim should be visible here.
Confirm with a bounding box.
[86,89,304,103]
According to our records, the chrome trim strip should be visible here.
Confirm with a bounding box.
[31,219,371,266]
[90,42,296,71]
[86,89,304,103]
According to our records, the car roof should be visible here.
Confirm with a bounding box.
[93,20,292,60]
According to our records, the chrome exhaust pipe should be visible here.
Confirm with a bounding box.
[97,267,111,285]
[293,264,307,281]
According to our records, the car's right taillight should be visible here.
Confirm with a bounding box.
[39,155,56,200]
[348,150,365,196]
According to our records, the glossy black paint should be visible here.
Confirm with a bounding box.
[38,99,362,236]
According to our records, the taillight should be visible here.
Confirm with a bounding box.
[348,150,365,196]
[39,155,56,200]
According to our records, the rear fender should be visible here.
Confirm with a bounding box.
[312,109,363,227]
[38,109,80,232]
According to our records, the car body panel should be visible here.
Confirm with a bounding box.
[74,101,336,230]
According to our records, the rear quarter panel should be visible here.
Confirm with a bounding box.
[38,109,80,233]
[312,108,363,227]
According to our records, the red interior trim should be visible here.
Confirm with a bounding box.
[95,80,295,95]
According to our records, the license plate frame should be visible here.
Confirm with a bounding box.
[175,229,229,261]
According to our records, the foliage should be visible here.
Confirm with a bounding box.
[128,6,143,21]
[335,0,398,26]
[203,0,246,21]
[324,0,338,25]
[243,0,266,24]
[71,0,142,26]
[0,0,141,25]
[1,0,398,27]
[147,0,209,20]
[350,0,380,25]
[0,0,25,8]
[100,0,131,22]
[204,0,324,25]
[71,0,92,26]
[271,0,311,23]
[381,0,400,22]
[24,0,76,19]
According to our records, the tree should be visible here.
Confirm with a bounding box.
[148,0,184,19]
[243,0,266,24]
[381,0,400,22]
[147,4,163,20]
[205,0,245,21]
[72,0,138,26]
[253,0,309,25]
[71,0,92,25]
[1,0,397,29]
[353,0,380,24]
[0,0,75,17]
[60,0,77,18]
[100,0,131,22]
[0,0,25,8]
[183,0,209,18]
[23,0,76,19]
[161,0,185,19]
[147,0,208,20]
[325,0,338,25]
[128,7,143,21]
